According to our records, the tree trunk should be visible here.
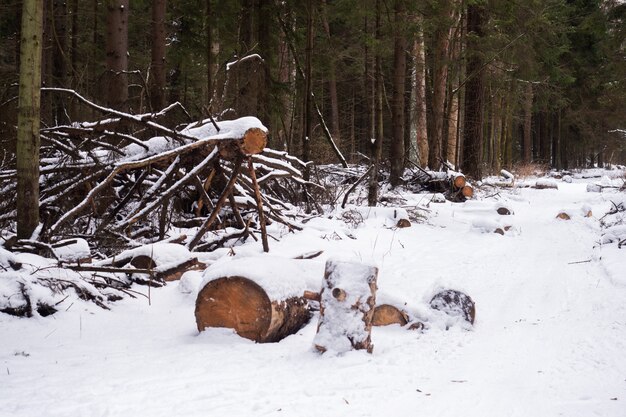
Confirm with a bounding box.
[106,0,129,111]
[16,0,43,239]
[257,0,272,133]
[446,11,462,167]
[368,0,383,206]
[390,0,407,186]
[302,0,314,179]
[52,0,68,124]
[429,1,455,169]
[196,276,310,343]
[523,83,533,164]
[150,0,167,111]
[321,0,341,147]
[414,22,429,168]
[460,3,486,179]
[314,259,378,354]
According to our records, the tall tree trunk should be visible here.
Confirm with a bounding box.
[523,83,533,163]
[106,0,129,111]
[446,12,462,167]
[429,0,455,169]
[554,110,562,170]
[390,0,407,186]
[368,0,383,206]
[150,0,167,111]
[414,20,429,168]
[460,3,486,179]
[52,0,68,124]
[321,0,340,147]
[238,0,253,54]
[302,0,313,179]
[257,0,272,132]
[16,0,43,239]
[403,49,413,161]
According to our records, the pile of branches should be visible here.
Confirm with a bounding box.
[0,89,318,255]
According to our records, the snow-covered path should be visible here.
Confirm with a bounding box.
[1,179,625,417]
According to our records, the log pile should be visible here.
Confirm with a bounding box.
[405,164,474,202]
[0,89,317,254]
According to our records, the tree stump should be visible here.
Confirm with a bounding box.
[313,259,378,354]
[195,276,311,343]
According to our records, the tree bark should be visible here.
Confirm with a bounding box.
[52,0,68,124]
[150,0,167,111]
[523,83,533,164]
[429,0,455,169]
[16,0,43,239]
[321,0,341,147]
[368,0,383,206]
[302,0,314,179]
[414,21,429,168]
[460,3,486,179]
[390,0,407,186]
[106,0,129,111]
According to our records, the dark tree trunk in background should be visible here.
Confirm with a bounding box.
[390,0,407,186]
[106,0,129,111]
[16,0,43,239]
[461,3,485,179]
[302,0,314,178]
[150,0,167,111]
[52,0,68,124]
[321,0,340,148]
[368,0,383,206]
[429,1,454,170]
[523,83,533,163]
[257,0,272,133]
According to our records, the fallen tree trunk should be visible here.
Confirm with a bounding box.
[313,259,378,354]
[195,276,311,343]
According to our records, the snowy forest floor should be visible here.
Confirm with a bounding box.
[1,168,626,417]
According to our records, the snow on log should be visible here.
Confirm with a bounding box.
[314,259,378,354]
[97,243,205,281]
[430,289,475,325]
[372,304,408,326]
[195,256,323,342]
[534,179,558,190]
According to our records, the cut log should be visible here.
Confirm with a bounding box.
[218,127,267,159]
[430,289,475,324]
[461,185,474,199]
[314,259,378,354]
[396,218,411,228]
[195,276,311,343]
[451,174,466,189]
[372,304,408,326]
[556,212,571,220]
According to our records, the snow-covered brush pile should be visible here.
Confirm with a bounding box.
[0,242,136,318]
[0,89,318,254]
[600,198,626,248]
[317,162,474,209]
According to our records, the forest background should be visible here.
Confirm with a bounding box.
[1,0,625,183]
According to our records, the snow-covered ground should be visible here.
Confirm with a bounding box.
[1,170,625,417]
